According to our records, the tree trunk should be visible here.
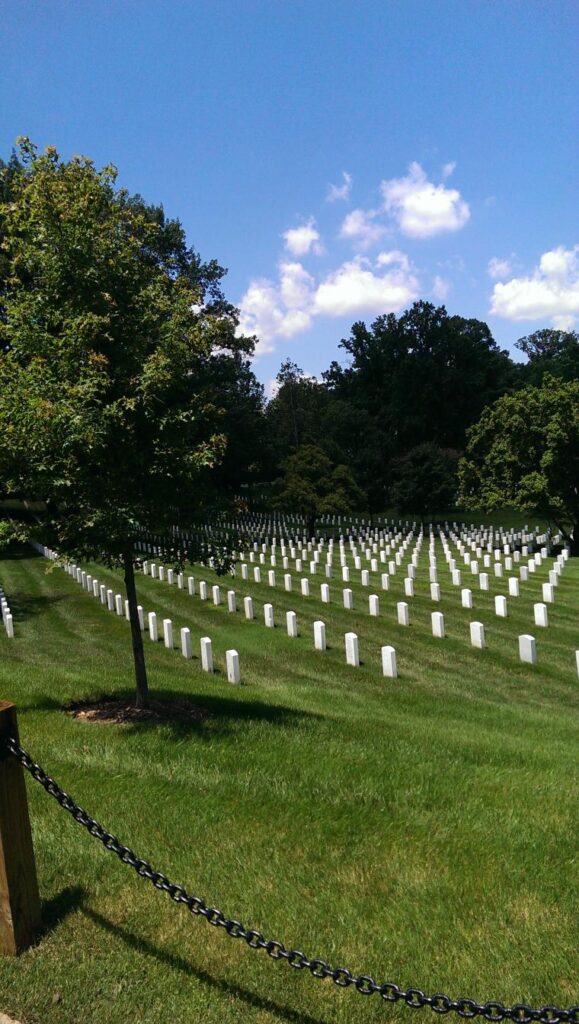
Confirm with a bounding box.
[123,547,149,709]
[569,522,579,557]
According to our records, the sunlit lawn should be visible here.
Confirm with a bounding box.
[0,535,577,1024]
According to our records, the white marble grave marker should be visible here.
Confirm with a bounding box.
[226,649,240,684]
[381,645,397,678]
[397,601,410,626]
[314,620,326,651]
[148,612,158,642]
[470,621,485,649]
[181,627,192,659]
[431,612,445,638]
[264,603,274,628]
[345,632,359,667]
[286,611,298,637]
[519,634,537,664]
[200,636,213,672]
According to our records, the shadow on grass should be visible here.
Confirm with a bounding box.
[21,689,323,741]
[8,592,67,621]
[0,542,41,560]
[84,906,330,1024]
[38,885,87,941]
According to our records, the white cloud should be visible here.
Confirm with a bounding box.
[375,249,411,271]
[327,171,352,202]
[237,272,313,355]
[432,275,450,300]
[339,208,385,248]
[279,261,315,310]
[490,245,579,327]
[488,257,514,280]
[442,161,456,180]
[381,161,470,238]
[313,254,419,318]
[282,217,323,256]
[239,251,418,354]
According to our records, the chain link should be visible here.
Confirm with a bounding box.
[6,737,578,1022]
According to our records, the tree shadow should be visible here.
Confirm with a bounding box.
[0,542,42,561]
[77,688,323,741]
[83,906,330,1024]
[17,689,322,741]
[6,592,67,621]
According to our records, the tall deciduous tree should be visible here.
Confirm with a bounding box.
[273,444,366,536]
[458,376,579,554]
[391,444,458,522]
[0,140,253,706]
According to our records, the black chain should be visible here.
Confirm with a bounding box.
[6,737,578,1023]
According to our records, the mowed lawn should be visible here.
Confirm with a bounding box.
[0,542,577,1024]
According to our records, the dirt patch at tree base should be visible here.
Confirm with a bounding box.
[66,696,211,725]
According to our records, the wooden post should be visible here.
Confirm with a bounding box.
[0,701,41,954]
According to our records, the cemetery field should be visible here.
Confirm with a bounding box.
[0,543,577,1024]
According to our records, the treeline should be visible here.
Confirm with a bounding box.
[227,305,578,518]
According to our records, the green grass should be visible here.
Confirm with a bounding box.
[0,539,577,1024]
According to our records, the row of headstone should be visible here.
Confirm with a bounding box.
[0,582,13,638]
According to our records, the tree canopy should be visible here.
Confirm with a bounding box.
[458,375,579,553]
[0,139,255,704]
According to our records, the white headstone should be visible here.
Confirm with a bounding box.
[286,611,298,637]
[211,584,220,606]
[508,577,520,597]
[542,583,554,603]
[431,612,445,638]
[345,632,359,667]
[181,627,192,659]
[137,605,144,630]
[430,583,440,601]
[226,649,240,684]
[479,573,489,591]
[200,636,213,672]
[253,567,261,584]
[461,588,473,609]
[301,578,310,597]
[381,573,390,590]
[268,570,276,587]
[284,573,292,592]
[148,611,158,642]
[343,588,353,609]
[314,620,326,651]
[163,618,173,649]
[167,569,174,585]
[244,596,254,620]
[404,577,414,597]
[107,589,115,612]
[5,613,14,639]
[159,566,165,582]
[381,645,397,678]
[495,595,508,617]
[199,581,207,601]
[519,634,537,664]
[397,601,410,626]
[264,603,274,628]
[470,621,485,649]
[534,603,548,627]
[188,576,195,595]
[361,570,369,586]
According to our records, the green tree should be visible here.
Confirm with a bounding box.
[273,444,366,536]
[391,444,458,521]
[0,140,252,706]
[459,375,579,554]
[515,328,579,385]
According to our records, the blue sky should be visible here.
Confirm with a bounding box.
[2,0,578,392]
